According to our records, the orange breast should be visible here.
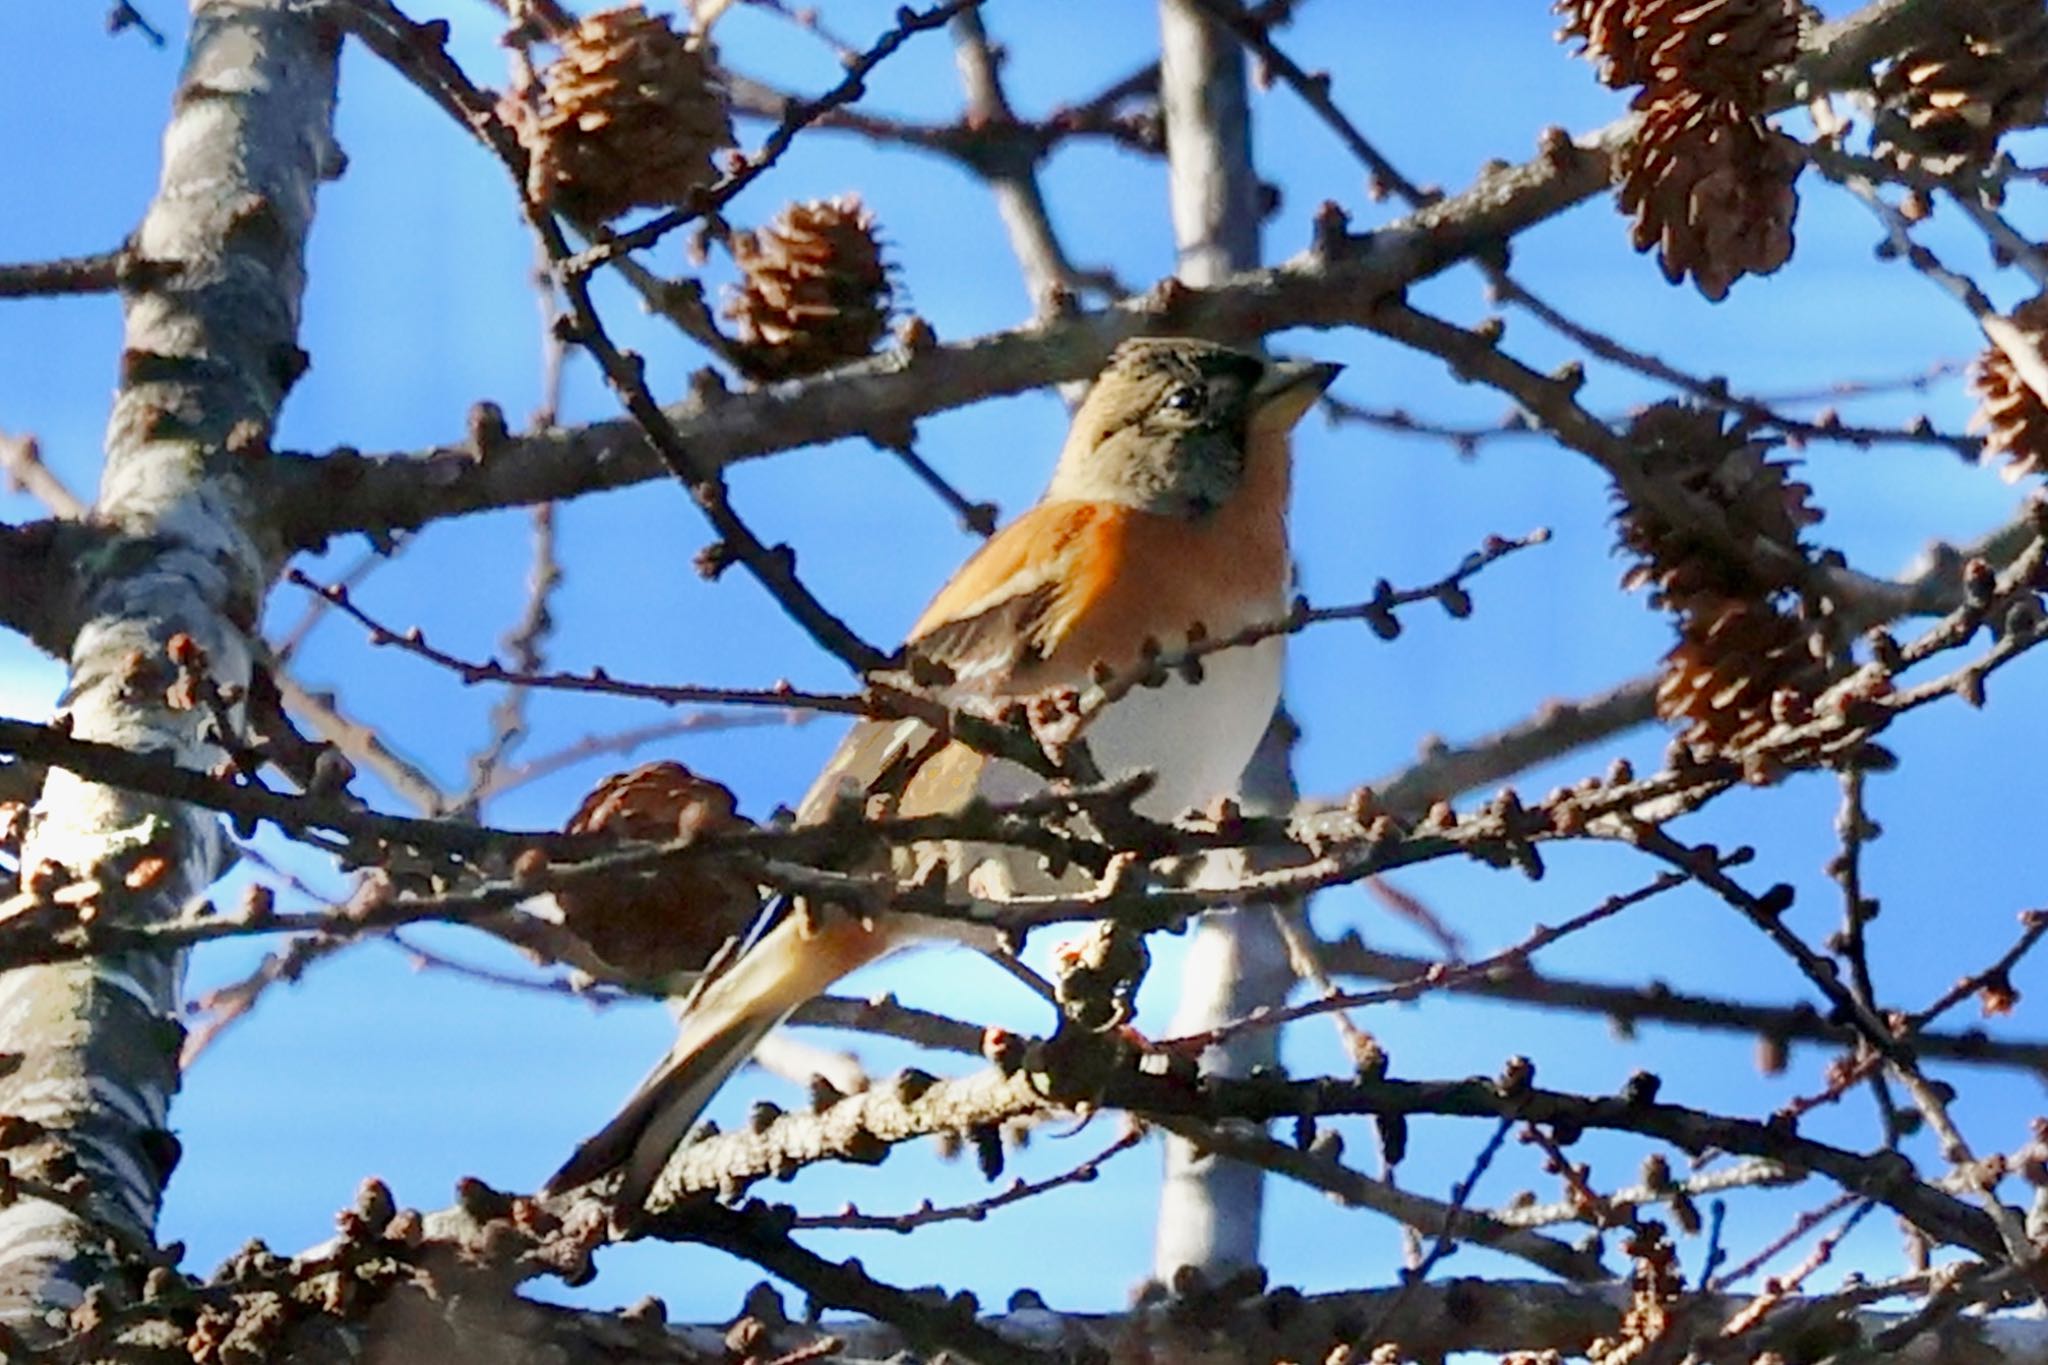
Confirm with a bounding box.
[908,422,1292,686]
[1032,501,1286,683]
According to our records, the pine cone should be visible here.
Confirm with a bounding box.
[1971,292,2048,481]
[1617,404,1829,750]
[1875,0,2048,168]
[1633,0,1801,109]
[1617,90,1800,301]
[1616,401,1820,605]
[1555,0,1645,87]
[506,5,734,227]
[1657,597,1827,750]
[1559,0,1803,299]
[1558,0,1800,107]
[723,196,893,381]
[557,762,760,982]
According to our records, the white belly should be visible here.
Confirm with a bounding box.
[1083,634,1285,819]
[973,632,1285,822]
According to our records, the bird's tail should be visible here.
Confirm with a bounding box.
[544,907,894,1213]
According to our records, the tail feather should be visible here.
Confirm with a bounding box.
[544,911,894,1211]
[545,1006,783,1210]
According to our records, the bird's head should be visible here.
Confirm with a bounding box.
[1047,337,1342,518]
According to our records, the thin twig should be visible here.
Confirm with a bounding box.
[791,1128,1145,1232]
[474,710,808,802]
[566,1,987,271]
[1363,1118,1515,1341]
[1163,865,1705,1051]
[1708,1191,1862,1292]
[286,568,870,716]
[460,503,563,813]
[0,433,88,518]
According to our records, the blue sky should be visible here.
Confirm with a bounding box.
[5,0,2047,1325]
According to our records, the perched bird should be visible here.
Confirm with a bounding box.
[545,337,1341,1212]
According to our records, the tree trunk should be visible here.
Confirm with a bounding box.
[0,0,338,1332]
[1151,0,1293,1284]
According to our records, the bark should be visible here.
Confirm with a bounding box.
[1151,0,1293,1284]
[0,0,338,1333]
[950,10,1095,317]
[73,1258,2048,1364]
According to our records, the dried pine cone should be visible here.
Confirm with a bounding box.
[1616,403,1828,750]
[1616,401,1820,605]
[1619,91,1801,300]
[1558,0,1800,107]
[723,196,893,381]
[1559,0,1803,299]
[1634,0,1800,108]
[557,761,760,982]
[1972,293,2048,481]
[1555,0,1645,87]
[1657,597,1827,750]
[505,5,734,226]
[1875,0,2048,168]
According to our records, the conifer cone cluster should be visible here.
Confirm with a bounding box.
[556,761,760,982]
[1559,0,1797,104]
[1556,0,1804,299]
[723,196,894,381]
[1656,597,1824,750]
[1972,293,2048,481]
[1874,0,2048,169]
[506,5,733,227]
[1615,402,1828,751]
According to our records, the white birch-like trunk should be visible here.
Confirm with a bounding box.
[1151,0,1294,1284]
[0,0,338,1330]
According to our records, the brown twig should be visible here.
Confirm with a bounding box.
[473,710,809,802]
[336,0,903,673]
[0,248,137,300]
[1708,1191,1864,1292]
[790,1127,1144,1232]
[285,567,870,716]
[657,1201,1058,1365]
[105,0,166,45]
[566,0,987,272]
[459,502,563,813]
[1316,933,2048,1078]
[1820,148,2048,413]
[656,1050,2003,1256]
[1149,1114,1605,1283]
[1163,865,1705,1052]
[272,671,452,816]
[873,436,998,538]
[1908,910,2048,1034]
[182,929,359,1067]
[717,69,1162,169]
[1072,529,1551,724]
[1828,765,1903,1140]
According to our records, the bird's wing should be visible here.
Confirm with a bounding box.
[544,504,1133,1211]
[796,500,1125,823]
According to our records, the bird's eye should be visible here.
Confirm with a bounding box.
[1162,385,1204,413]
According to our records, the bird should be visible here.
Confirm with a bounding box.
[545,336,1341,1213]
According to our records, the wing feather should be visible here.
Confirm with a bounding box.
[797,502,1118,821]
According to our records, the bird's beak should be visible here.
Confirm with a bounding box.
[1251,358,1344,427]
